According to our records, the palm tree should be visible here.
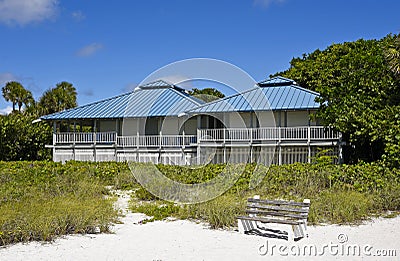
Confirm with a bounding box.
[2,81,25,112]
[17,89,34,112]
[54,81,78,111]
[38,81,77,115]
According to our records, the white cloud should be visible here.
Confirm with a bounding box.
[0,72,17,85]
[253,0,286,8]
[76,43,104,57]
[0,106,13,115]
[72,10,85,22]
[0,0,59,26]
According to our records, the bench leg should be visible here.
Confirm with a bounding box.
[293,224,304,239]
[238,219,257,234]
[293,221,308,240]
[287,226,294,241]
[302,221,308,237]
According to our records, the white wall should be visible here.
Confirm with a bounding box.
[286,111,310,127]
[160,117,180,135]
[122,118,140,136]
[228,113,248,128]
[182,117,197,135]
[257,111,278,127]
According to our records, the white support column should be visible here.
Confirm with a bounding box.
[52,122,56,161]
[223,128,226,163]
[197,116,201,165]
[136,131,139,162]
[115,119,118,162]
[93,132,97,162]
[73,122,76,161]
[93,120,97,162]
[197,128,201,165]
[73,132,76,161]
[308,126,311,163]
[338,132,343,164]
[182,130,186,165]
[278,126,282,165]
[159,130,162,164]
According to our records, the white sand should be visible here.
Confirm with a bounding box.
[1,193,399,261]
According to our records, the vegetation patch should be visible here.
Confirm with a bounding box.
[0,161,132,246]
[129,159,400,228]
[1,160,400,245]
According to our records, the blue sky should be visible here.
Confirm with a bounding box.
[0,0,399,114]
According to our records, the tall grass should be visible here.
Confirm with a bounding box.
[0,161,127,246]
[1,160,399,246]
[131,161,400,228]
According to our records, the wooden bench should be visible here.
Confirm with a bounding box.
[237,195,311,241]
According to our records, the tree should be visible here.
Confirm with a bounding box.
[1,81,35,113]
[2,81,23,112]
[273,34,400,164]
[17,89,34,112]
[188,88,225,102]
[0,113,52,160]
[38,81,77,115]
[385,34,400,76]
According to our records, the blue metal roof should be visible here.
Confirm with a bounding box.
[41,80,204,120]
[187,77,320,114]
[258,76,297,86]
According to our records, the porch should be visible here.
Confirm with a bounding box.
[49,126,341,164]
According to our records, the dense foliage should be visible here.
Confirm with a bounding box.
[0,113,52,161]
[385,34,400,75]
[38,81,78,116]
[0,81,78,161]
[273,34,400,165]
[189,87,225,102]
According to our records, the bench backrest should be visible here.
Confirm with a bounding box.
[246,197,311,221]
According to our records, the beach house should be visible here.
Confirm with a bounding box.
[40,77,342,165]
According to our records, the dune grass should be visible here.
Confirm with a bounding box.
[1,159,399,246]
[0,161,131,246]
[130,161,400,228]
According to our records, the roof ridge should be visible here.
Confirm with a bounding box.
[171,87,204,105]
[290,84,320,96]
[187,83,321,113]
[186,84,261,112]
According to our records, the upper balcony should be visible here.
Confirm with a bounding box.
[198,126,339,143]
[53,126,340,148]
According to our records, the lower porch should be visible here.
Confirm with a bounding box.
[48,126,342,165]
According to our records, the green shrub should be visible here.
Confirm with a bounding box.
[129,201,181,223]
[0,161,120,246]
[309,190,375,224]
[180,194,246,229]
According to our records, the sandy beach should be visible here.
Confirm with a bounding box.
[1,192,399,261]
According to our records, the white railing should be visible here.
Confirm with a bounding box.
[74,133,94,143]
[54,127,338,146]
[198,126,339,142]
[55,132,116,144]
[55,132,197,147]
